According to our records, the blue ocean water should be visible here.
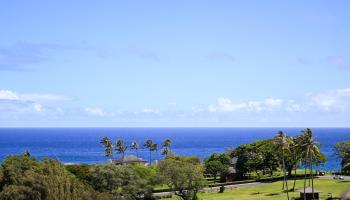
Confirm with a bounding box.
[0,128,349,171]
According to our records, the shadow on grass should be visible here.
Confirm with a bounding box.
[265,192,280,196]
[250,192,262,195]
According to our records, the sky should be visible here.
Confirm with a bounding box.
[0,0,350,127]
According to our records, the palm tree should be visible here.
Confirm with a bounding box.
[100,137,113,159]
[115,139,127,159]
[151,143,158,162]
[273,131,290,200]
[144,139,154,164]
[162,138,172,156]
[291,136,303,191]
[300,128,320,200]
[131,141,140,157]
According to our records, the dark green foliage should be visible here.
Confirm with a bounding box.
[115,139,127,158]
[161,139,172,156]
[86,164,154,200]
[158,156,206,200]
[204,153,230,183]
[231,139,279,177]
[0,154,94,200]
[65,164,91,181]
[334,141,350,174]
[130,164,160,186]
[100,137,114,159]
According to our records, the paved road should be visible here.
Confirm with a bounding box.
[153,181,267,197]
[318,175,350,181]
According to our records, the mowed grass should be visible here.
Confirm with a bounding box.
[168,179,350,200]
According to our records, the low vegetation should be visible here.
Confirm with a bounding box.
[1,128,349,200]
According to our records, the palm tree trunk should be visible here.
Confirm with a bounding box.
[149,150,152,165]
[292,167,297,191]
[282,149,290,200]
[310,154,314,199]
[303,149,309,200]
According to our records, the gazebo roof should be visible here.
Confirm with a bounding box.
[113,155,147,164]
[298,187,321,193]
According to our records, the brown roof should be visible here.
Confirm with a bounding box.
[113,155,147,164]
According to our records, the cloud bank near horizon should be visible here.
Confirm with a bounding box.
[1,88,350,127]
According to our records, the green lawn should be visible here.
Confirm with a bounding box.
[168,179,350,200]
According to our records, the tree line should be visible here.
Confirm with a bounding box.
[0,152,205,200]
[100,138,172,164]
[203,129,326,200]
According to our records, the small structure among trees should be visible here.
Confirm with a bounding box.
[226,157,238,182]
[299,187,320,200]
[113,155,147,165]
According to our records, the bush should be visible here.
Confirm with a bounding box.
[0,154,94,200]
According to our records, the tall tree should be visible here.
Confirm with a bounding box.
[334,141,350,174]
[151,143,158,162]
[300,128,320,200]
[115,139,127,159]
[144,139,155,164]
[131,141,140,157]
[162,139,172,156]
[273,131,290,200]
[158,156,206,200]
[100,137,113,159]
[290,136,302,191]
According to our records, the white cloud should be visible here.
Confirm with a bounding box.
[0,89,68,115]
[264,98,283,108]
[0,90,67,102]
[0,90,19,100]
[33,103,43,112]
[209,97,284,113]
[85,107,109,116]
[208,89,350,114]
[307,88,350,111]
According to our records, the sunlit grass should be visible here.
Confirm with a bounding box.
[167,179,350,200]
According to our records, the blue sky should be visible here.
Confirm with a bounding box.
[0,1,350,127]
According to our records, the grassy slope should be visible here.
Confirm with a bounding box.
[168,179,350,200]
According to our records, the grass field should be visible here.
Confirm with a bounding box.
[168,178,350,200]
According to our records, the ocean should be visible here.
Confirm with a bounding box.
[0,128,349,171]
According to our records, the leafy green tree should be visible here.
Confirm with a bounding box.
[204,153,230,183]
[158,156,206,200]
[205,161,227,183]
[230,139,279,179]
[161,139,172,156]
[100,137,113,159]
[65,164,91,181]
[334,141,350,174]
[273,131,290,200]
[0,154,94,200]
[115,139,127,159]
[87,164,153,200]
